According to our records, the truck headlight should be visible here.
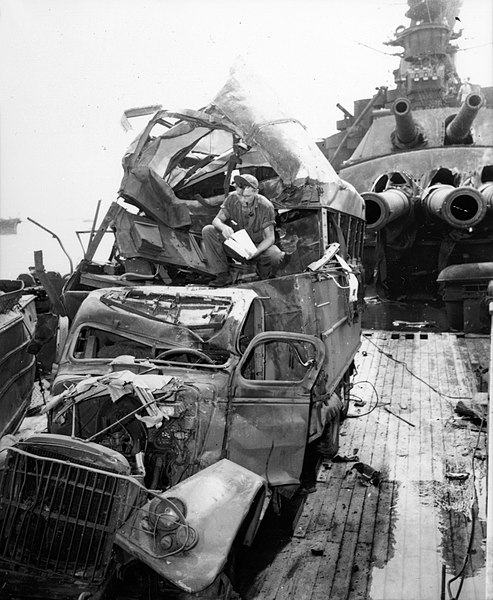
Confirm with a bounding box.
[141,496,199,554]
[147,496,186,532]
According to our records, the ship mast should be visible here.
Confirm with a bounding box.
[386,0,463,107]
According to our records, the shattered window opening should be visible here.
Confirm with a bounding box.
[241,340,317,383]
[73,326,156,360]
[71,325,231,366]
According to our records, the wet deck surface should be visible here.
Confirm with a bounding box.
[240,331,489,600]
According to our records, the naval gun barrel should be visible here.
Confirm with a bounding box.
[445,93,484,144]
[479,182,493,211]
[421,184,487,228]
[391,98,423,148]
[362,189,412,232]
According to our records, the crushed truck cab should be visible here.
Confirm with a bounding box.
[51,269,361,493]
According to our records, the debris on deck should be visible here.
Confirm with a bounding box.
[239,331,488,600]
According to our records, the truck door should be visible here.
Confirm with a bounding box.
[228,332,325,487]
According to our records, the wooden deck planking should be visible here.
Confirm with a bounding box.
[428,333,447,483]
[244,331,488,600]
[419,333,444,598]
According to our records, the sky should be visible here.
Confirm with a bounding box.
[0,0,492,278]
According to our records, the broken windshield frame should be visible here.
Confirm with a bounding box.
[100,295,205,344]
[100,290,233,340]
[69,324,232,367]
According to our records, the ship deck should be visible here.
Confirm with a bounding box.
[240,330,489,600]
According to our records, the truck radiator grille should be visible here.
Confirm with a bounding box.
[0,447,126,583]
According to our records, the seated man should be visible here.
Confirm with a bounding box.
[202,174,289,287]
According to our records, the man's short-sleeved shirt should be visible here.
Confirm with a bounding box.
[220,192,276,244]
[459,82,472,101]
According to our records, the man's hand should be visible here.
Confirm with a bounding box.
[245,248,259,261]
[221,225,235,240]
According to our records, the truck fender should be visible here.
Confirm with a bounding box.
[115,459,267,594]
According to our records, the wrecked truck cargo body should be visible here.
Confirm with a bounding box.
[62,58,364,315]
[0,61,366,598]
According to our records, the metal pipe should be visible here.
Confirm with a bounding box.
[321,316,348,339]
[27,217,74,274]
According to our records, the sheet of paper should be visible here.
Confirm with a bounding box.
[224,229,257,259]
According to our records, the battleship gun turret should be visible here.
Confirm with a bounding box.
[421,184,487,228]
[321,0,493,322]
[445,93,484,145]
[391,98,425,149]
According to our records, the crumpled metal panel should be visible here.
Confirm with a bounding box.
[118,60,365,220]
[115,459,266,593]
[63,286,258,355]
[212,59,335,187]
[114,207,210,272]
[245,272,361,397]
[228,331,326,486]
[53,285,258,395]
[245,274,318,335]
[227,403,309,486]
[44,370,178,417]
[210,57,365,218]
[121,166,192,229]
[0,284,37,438]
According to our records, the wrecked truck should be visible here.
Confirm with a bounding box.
[0,59,365,599]
[51,278,361,486]
[0,279,362,599]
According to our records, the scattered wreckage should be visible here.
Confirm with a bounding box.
[0,59,366,599]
